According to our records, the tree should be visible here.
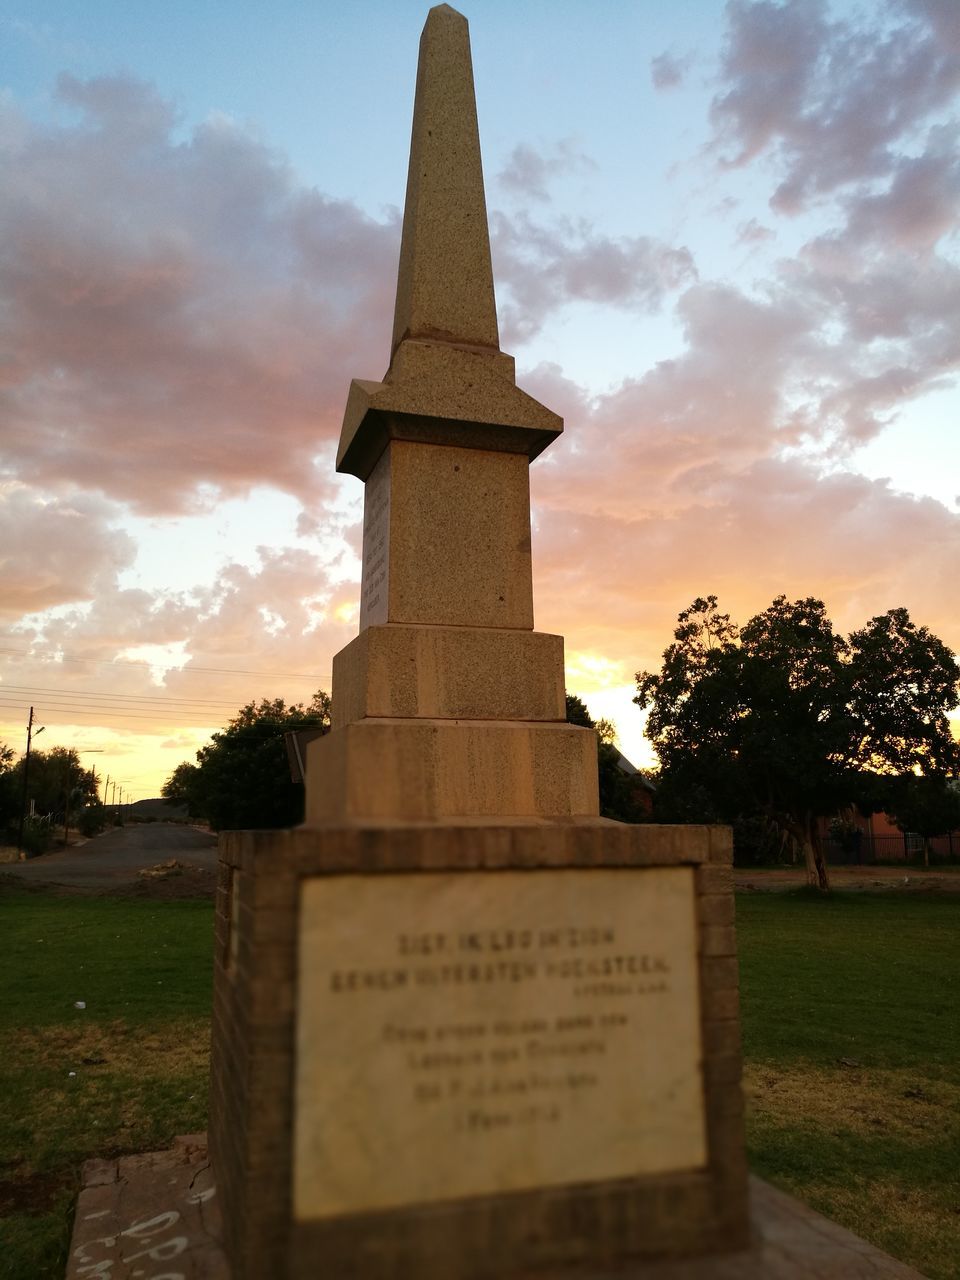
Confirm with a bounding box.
[565,694,649,823]
[0,742,16,828]
[163,691,331,831]
[887,776,960,868]
[7,746,98,823]
[161,762,203,817]
[636,596,960,890]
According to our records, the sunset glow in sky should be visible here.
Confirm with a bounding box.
[2,0,959,799]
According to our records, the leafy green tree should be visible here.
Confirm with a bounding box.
[163,692,331,831]
[636,596,960,890]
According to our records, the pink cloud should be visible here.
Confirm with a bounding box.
[1,541,358,736]
[0,487,135,617]
[531,454,960,683]
[492,211,697,343]
[1,17,957,765]
[496,138,596,202]
[711,0,960,213]
[0,75,398,516]
[840,125,960,253]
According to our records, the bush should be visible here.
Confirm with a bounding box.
[5,816,53,857]
[77,806,107,837]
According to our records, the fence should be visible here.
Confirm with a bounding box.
[824,831,959,866]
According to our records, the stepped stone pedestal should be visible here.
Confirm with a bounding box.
[208,6,749,1278]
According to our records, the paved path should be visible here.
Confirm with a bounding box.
[2,822,217,889]
[66,1142,927,1280]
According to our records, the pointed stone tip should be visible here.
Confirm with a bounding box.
[391,2,499,356]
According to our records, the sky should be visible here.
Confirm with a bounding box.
[1,0,959,801]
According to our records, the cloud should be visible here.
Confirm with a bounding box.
[2,9,958,780]
[1,538,359,737]
[0,75,399,516]
[496,138,596,202]
[650,52,690,91]
[492,211,697,343]
[711,0,960,214]
[839,124,960,253]
[736,217,776,245]
[528,281,815,521]
[0,486,136,618]
[523,248,960,676]
[532,443,960,687]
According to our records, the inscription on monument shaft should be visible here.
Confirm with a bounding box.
[294,867,706,1220]
[359,448,390,629]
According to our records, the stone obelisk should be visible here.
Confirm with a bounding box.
[209,9,748,1279]
[305,2,592,826]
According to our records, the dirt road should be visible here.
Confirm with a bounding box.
[5,825,956,896]
[2,822,217,891]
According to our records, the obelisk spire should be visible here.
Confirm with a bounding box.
[337,3,562,480]
[391,4,500,355]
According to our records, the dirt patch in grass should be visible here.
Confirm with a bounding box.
[0,866,216,900]
[744,1061,960,1140]
[745,1060,960,1279]
[735,865,960,893]
[116,863,217,900]
[9,1020,210,1077]
[0,1169,74,1217]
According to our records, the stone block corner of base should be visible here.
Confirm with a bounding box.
[707,824,734,864]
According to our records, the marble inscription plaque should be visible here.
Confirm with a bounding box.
[359,448,390,629]
[294,867,706,1220]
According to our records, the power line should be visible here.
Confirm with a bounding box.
[0,705,325,736]
[0,684,250,709]
[0,645,330,680]
[0,700,224,722]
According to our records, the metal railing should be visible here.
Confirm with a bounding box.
[824,832,959,865]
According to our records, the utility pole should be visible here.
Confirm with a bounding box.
[16,707,44,860]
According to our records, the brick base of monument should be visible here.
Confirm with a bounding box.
[65,1151,930,1279]
[209,822,749,1280]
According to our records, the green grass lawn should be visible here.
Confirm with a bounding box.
[1,884,957,1279]
[738,891,960,1279]
[0,886,214,1279]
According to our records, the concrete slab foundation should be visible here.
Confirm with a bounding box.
[66,1138,927,1279]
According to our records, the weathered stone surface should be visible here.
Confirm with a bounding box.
[304,718,599,822]
[333,625,565,726]
[357,439,535,629]
[294,867,705,1220]
[596,1177,930,1279]
[339,344,562,480]
[391,3,497,354]
[67,1135,226,1280]
[68,1139,928,1280]
[337,3,561,484]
